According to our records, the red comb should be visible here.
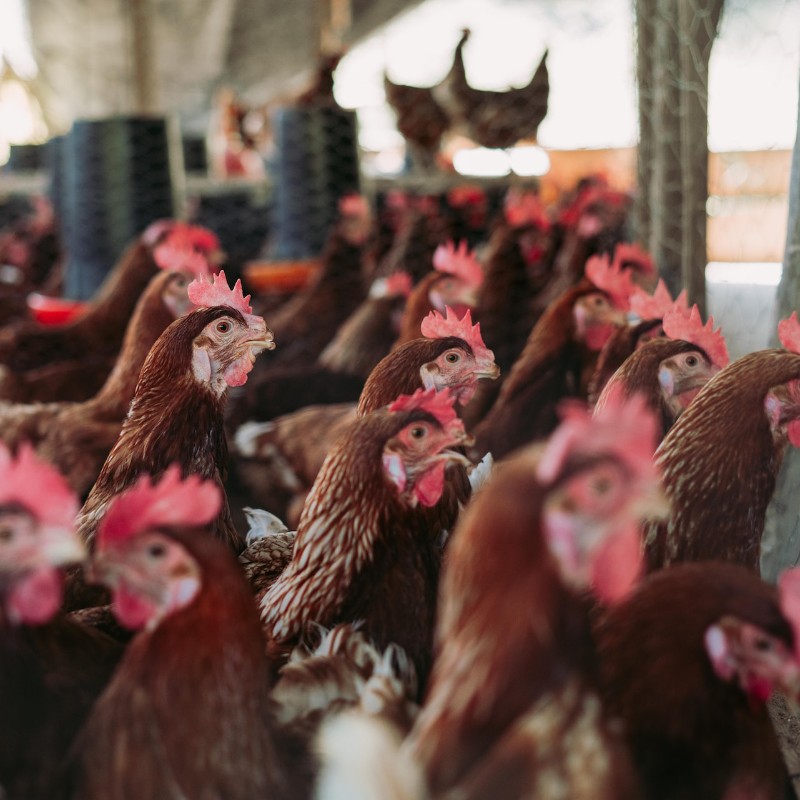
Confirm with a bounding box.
[538,394,660,485]
[778,568,800,661]
[629,279,687,320]
[384,271,413,298]
[388,387,461,431]
[614,242,656,277]
[141,219,175,247]
[432,240,483,289]
[0,443,78,530]
[153,225,216,277]
[338,194,370,220]
[662,303,729,369]
[585,253,638,311]
[778,312,800,354]
[184,225,221,254]
[97,466,222,548]
[504,189,551,231]
[188,270,252,315]
[420,306,494,364]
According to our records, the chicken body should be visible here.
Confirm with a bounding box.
[595,562,797,800]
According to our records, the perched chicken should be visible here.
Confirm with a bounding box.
[0,221,219,377]
[645,314,800,571]
[595,562,800,800]
[383,74,450,172]
[74,272,275,558]
[260,388,472,686]
[405,395,663,798]
[434,28,549,150]
[0,444,120,800]
[66,468,292,799]
[594,299,729,440]
[472,255,634,460]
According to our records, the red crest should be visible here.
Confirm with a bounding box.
[432,240,483,289]
[778,312,800,354]
[584,252,638,311]
[662,303,729,369]
[420,306,494,364]
[188,270,252,315]
[388,387,461,433]
[630,279,687,320]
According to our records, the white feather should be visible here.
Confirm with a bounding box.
[243,507,290,544]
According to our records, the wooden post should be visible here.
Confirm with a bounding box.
[129,0,158,114]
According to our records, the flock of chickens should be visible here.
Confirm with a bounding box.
[1,177,800,800]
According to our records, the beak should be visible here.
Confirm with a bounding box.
[39,526,86,568]
[476,362,501,380]
[438,448,474,469]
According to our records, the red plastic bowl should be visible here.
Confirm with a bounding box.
[26,293,89,326]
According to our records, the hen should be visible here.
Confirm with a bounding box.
[74,272,275,558]
[0,270,196,496]
[594,299,729,440]
[404,395,663,798]
[472,255,634,460]
[434,28,549,150]
[260,388,472,687]
[645,314,800,571]
[0,221,219,378]
[595,562,800,800]
[66,468,293,800]
[0,444,120,800]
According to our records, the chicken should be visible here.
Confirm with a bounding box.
[434,28,549,150]
[393,239,483,347]
[234,306,498,528]
[383,74,450,172]
[594,299,729,439]
[259,194,370,366]
[0,444,120,800]
[595,562,800,800]
[472,254,635,460]
[0,220,220,378]
[645,315,800,571]
[404,395,662,797]
[74,271,275,559]
[66,468,292,799]
[260,388,472,687]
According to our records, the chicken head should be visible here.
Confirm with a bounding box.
[382,388,472,508]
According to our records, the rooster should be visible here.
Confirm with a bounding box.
[0,221,220,378]
[645,313,800,571]
[595,562,800,800]
[74,271,275,559]
[594,298,730,440]
[260,388,472,687]
[67,468,292,799]
[472,254,635,460]
[0,444,120,800]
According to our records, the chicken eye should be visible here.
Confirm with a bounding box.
[410,426,427,439]
[147,543,167,559]
[685,355,698,367]
[754,637,773,652]
[592,476,613,495]
[0,527,13,543]
[216,320,232,334]
[445,352,461,364]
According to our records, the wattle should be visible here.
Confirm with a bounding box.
[7,566,63,625]
[113,581,159,629]
[415,461,447,507]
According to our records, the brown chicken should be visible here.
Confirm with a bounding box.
[434,28,549,150]
[234,306,498,527]
[260,388,472,687]
[407,396,663,797]
[472,255,635,460]
[393,239,483,347]
[595,562,800,800]
[66,469,292,800]
[74,272,275,558]
[594,300,729,440]
[0,444,120,800]
[0,221,220,377]
[0,270,194,496]
[645,318,800,571]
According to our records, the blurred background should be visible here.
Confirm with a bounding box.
[0,0,798,355]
